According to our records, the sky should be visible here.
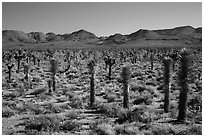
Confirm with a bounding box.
[2,2,202,36]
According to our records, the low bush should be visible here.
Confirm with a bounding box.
[114,124,143,135]
[60,119,80,131]
[115,106,152,124]
[150,123,202,135]
[69,95,83,109]
[92,123,115,135]
[24,115,61,134]
[2,107,15,118]
[97,103,122,117]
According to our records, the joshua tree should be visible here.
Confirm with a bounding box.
[32,55,36,65]
[121,65,131,108]
[87,60,96,107]
[14,50,25,72]
[150,52,154,70]
[23,63,30,81]
[37,57,41,68]
[50,58,58,93]
[163,57,172,113]
[177,48,190,122]
[131,55,137,64]
[6,63,15,81]
[47,79,52,94]
[47,49,55,59]
[23,63,30,90]
[104,56,116,80]
[169,52,178,71]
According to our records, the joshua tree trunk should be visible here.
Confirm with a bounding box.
[88,60,95,107]
[163,57,172,113]
[8,68,11,80]
[123,82,129,108]
[47,79,52,94]
[7,64,14,81]
[177,48,189,122]
[121,65,131,109]
[37,58,40,67]
[17,59,21,71]
[52,73,56,92]
[50,59,58,93]
[108,65,112,80]
[90,72,95,107]
[150,53,154,70]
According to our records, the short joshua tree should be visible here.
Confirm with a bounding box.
[23,63,31,90]
[23,63,30,81]
[87,60,96,107]
[150,52,154,70]
[177,48,190,122]
[6,63,15,81]
[163,57,172,113]
[50,58,58,93]
[47,79,52,94]
[37,57,41,68]
[121,65,131,109]
[104,56,116,80]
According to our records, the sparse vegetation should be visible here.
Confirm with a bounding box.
[2,46,202,135]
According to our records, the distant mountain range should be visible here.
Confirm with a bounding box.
[2,26,202,46]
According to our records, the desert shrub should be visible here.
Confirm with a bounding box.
[150,123,201,135]
[151,123,177,135]
[115,106,152,124]
[92,123,115,135]
[105,93,117,102]
[2,107,15,118]
[97,103,122,117]
[25,129,40,135]
[24,115,61,134]
[186,124,202,135]
[64,110,80,119]
[114,124,143,135]
[169,108,178,119]
[60,119,80,131]
[69,95,83,109]
[25,103,45,115]
[2,101,16,109]
[15,102,27,114]
[132,94,153,105]
[44,103,62,114]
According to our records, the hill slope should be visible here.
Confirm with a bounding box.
[2,25,202,49]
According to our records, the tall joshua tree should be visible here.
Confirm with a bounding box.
[14,49,25,72]
[87,60,96,107]
[163,57,172,113]
[23,63,30,81]
[50,58,58,93]
[23,63,30,90]
[177,48,190,122]
[121,65,131,109]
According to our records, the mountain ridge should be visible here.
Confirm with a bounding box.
[2,25,202,45]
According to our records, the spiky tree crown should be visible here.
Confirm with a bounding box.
[178,48,189,86]
[87,60,95,73]
[50,59,58,74]
[121,65,131,83]
[47,79,52,87]
[163,57,172,77]
[7,63,15,69]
